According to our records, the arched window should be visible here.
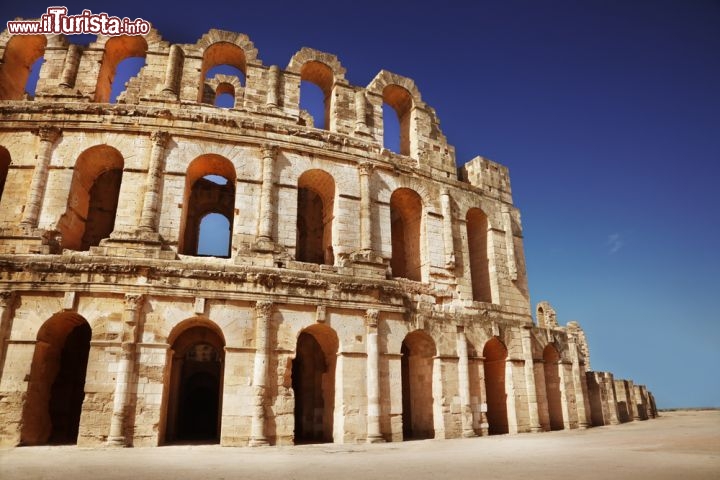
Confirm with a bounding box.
[94,36,148,103]
[466,208,491,302]
[296,169,335,265]
[390,188,423,281]
[0,35,47,100]
[179,155,236,258]
[0,146,10,203]
[382,85,413,155]
[299,61,333,130]
[58,145,124,251]
[199,42,247,103]
[214,82,235,108]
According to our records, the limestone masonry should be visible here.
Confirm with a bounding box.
[0,25,656,447]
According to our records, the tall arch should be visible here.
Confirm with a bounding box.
[58,145,124,251]
[483,337,508,435]
[94,35,148,103]
[390,188,423,281]
[296,169,335,265]
[21,312,91,445]
[179,154,236,257]
[382,85,413,156]
[198,42,247,103]
[0,146,10,203]
[0,34,47,100]
[543,344,564,430]
[467,207,491,302]
[299,61,334,130]
[292,324,338,444]
[163,321,225,444]
[400,330,436,440]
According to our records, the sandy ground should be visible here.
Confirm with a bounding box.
[1,410,718,480]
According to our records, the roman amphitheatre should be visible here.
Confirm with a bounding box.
[0,24,659,451]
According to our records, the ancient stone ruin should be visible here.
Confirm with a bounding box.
[0,25,656,447]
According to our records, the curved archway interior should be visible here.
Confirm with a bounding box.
[296,170,335,265]
[0,35,46,100]
[109,56,145,103]
[59,145,124,251]
[467,208,491,302]
[543,344,564,430]
[292,328,336,444]
[483,337,509,435]
[95,36,148,103]
[0,147,10,203]
[21,314,91,445]
[390,188,422,281]
[199,43,247,103]
[165,326,224,444]
[400,331,435,440]
[382,85,412,156]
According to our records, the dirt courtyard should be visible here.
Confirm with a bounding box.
[1,410,718,480]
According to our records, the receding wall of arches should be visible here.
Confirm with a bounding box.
[20,312,91,445]
[0,34,47,100]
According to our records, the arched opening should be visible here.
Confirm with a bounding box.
[199,42,247,103]
[483,337,508,435]
[214,82,235,108]
[467,208,492,302]
[0,146,10,203]
[179,155,236,257]
[382,84,413,156]
[299,61,333,130]
[164,323,225,444]
[390,188,423,281]
[58,145,124,251]
[21,313,91,445]
[543,344,564,430]
[292,324,337,444]
[94,36,148,103]
[0,34,47,100]
[296,169,335,265]
[400,330,436,440]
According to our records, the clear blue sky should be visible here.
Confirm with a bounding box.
[3,0,718,409]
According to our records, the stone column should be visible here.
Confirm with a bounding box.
[354,90,368,133]
[162,45,183,96]
[249,301,272,446]
[558,361,572,430]
[456,327,475,437]
[266,65,279,107]
[568,335,589,429]
[59,44,82,89]
[139,131,171,232]
[501,205,517,281]
[358,163,374,252]
[440,189,456,269]
[107,294,144,446]
[256,145,277,245]
[521,327,542,432]
[365,308,384,443]
[0,291,17,379]
[20,126,61,229]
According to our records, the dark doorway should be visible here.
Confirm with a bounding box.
[400,330,435,440]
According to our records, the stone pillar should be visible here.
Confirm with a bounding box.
[365,308,384,443]
[107,294,144,446]
[501,205,517,281]
[266,65,279,107]
[20,126,61,229]
[139,131,171,232]
[162,45,183,96]
[0,291,17,379]
[520,327,542,432]
[256,145,277,247]
[568,335,589,429]
[558,361,572,430]
[249,301,272,446]
[456,327,475,437]
[59,44,82,89]
[354,90,368,133]
[440,189,456,269]
[358,163,374,252]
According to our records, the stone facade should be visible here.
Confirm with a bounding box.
[0,26,656,447]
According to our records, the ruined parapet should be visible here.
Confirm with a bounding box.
[566,321,590,369]
[458,156,512,204]
[535,301,558,328]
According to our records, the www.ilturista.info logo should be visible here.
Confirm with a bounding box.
[7,7,151,36]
